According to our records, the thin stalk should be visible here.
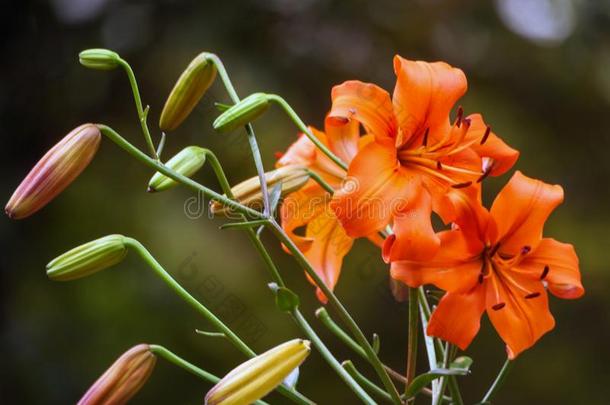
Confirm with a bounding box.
[481,358,513,403]
[149,345,270,405]
[406,287,419,398]
[342,361,394,404]
[117,58,158,160]
[269,220,402,405]
[98,125,264,219]
[292,310,375,404]
[305,169,335,194]
[207,54,271,216]
[418,287,445,359]
[267,95,348,171]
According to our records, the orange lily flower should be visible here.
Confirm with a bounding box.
[328,56,519,262]
[390,171,584,358]
[276,120,382,302]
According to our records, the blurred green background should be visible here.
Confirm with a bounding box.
[1,0,609,403]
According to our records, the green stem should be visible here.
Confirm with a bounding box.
[269,220,402,405]
[305,169,335,194]
[207,54,271,216]
[98,125,264,219]
[481,358,513,403]
[267,95,348,171]
[342,361,394,404]
[406,287,419,398]
[149,345,270,405]
[292,310,375,404]
[117,58,158,160]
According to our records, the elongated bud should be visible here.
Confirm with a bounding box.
[5,124,101,219]
[148,146,206,192]
[47,235,128,281]
[210,165,309,216]
[213,93,270,133]
[78,344,156,405]
[159,53,217,131]
[205,339,310,405]
[79,48,121,70]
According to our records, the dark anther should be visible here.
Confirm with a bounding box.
[477,166,492,183]
[456,106,464,127]
[521,245,531,255]
[492,302,506,311]
[480,126,491,145]
[436,161,443,170]
[525,292,541,299]
[478,273,484,284]
[541,265,550,280]
[451,181,472,189]
[422,128,429,146]
[489,243,501,257]
[462,117,471,127]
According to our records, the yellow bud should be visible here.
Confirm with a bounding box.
[77,344,156,405]
[210,165,309,216]
[159,53,217,131]
[205,339,311,405]
[147,146,206,192]
[46,235,128,281]
[5,124,101,219]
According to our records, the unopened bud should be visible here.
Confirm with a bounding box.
[148,146,206,192]
[210,165,309,216]
[213,93,269,133]
[78,344,156,405]
[5,124,101,219]
[205,339,310,405]
[79,49,121,70]
[47,235,128,281]
[159,53,217,131]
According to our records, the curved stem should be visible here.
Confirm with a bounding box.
[268,220,402,405]
[267,95,348,171]
[481,358,513,403]
[117,58,158,160]
[149,345,270,405]
[305,169,335,194]
[342,361,394,404]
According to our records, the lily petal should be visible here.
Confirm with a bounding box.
[490,171,564,256]
[324,117,360,164]
[280,183,329,252]
[467,114,519,176]
[427,288,486,350]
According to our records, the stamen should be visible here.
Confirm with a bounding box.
[451,181,472,189]
[422,128,429,147]
[525,292,541,299]
[489,243,501,257]
[436,161,442,170]
[455,106,464,128]
[477,158,495,183]
[540,265,550,280]
[478,273,484,284]
[521,245,531,255]
[492,302,506,311]
[480,126,491,145]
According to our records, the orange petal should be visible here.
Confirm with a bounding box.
[324,117,361,164]
[427,288,486,350]
[276,133,317,168]
[330,140,413,237]
[302,213,354,303]
[390,231,481,293]
[392,56,467,146]
[515,238,584,299]
[383,185,440,262]
[485,271,555,359]
[327,80,396,141]
[490,171,564,256]
[467,114,519,176]
[440,187,491,248]
[280,183,329,252]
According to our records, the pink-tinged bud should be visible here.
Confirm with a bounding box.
[5,124,101,219]
[78,344,156,405]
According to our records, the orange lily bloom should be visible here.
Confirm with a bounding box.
[391,171,584,358]
[328,56,519,262]
[276,120,382,302]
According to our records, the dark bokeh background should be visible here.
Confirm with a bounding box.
[1,0,609,404]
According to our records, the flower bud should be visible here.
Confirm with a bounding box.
[205,339,310,405]
[212,93,270,133]
[159,53,217,131]
[5,124,101,219]
[210,165,309,216]
[46,235,128,281]
[148,146,206,192]
[78,344,156,405]
[79,49,121,70]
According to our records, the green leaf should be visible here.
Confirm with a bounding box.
[405,367,471,398]
[214,102,233,112]
[219,219,269,230]
[268,283,300,312]
[372,333,380,355]
[269,182,283,215]
[451,356,473,372]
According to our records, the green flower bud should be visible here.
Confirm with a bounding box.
[213,93,270,133]
[147,146,207,192]
[205,339,310,405]
[79,49,121,70]
[159,53,217,131]
[46,235,128,281]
